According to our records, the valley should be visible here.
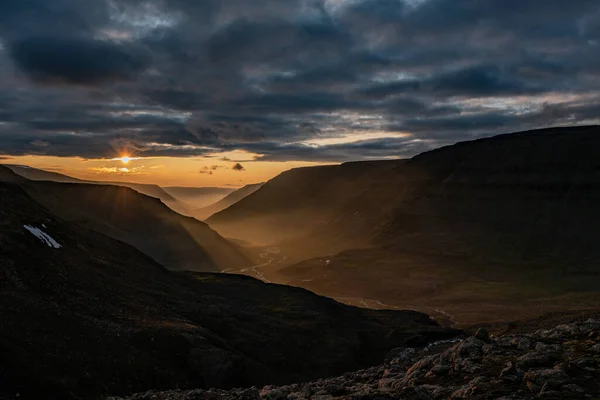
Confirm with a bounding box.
[0,165,456,399]
[207,126,600,327]
[2,126,600,399]
[4,1,600,398]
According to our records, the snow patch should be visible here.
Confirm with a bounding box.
[23,225,62,249]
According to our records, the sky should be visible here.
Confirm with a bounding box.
[1,0,600,186]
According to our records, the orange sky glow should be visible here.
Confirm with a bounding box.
[2,152,333,187]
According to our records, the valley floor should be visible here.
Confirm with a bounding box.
[226,246,600,329]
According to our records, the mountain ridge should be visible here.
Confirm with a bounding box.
[206,126,600,325]
[194,182,265,220]
[0,167,456,398]
[0,166,250,273]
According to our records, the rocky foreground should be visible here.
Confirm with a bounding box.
[111,319,600,400]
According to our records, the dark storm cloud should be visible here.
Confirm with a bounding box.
[1,0,600,161]
[358,65,548,99]
[9,36,151,84]
[225,137,435,163]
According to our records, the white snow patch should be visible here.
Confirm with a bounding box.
[23,225,62,249]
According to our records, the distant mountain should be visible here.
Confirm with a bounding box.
[206,160,404,250]
[207,126,600,325]
[0,165,454,399]
[0,167,250,273]
[194,183,264,220]
[163,186,235,209]
[5,164,86,183]
[5,164,189,214]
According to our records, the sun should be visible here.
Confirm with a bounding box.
[120,156,131,164]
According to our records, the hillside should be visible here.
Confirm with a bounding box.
[0,168,250,273]
[207,126,600,325]
[5,165,190,215]
[194,183,265,220]
[4,165,87,183]
[0,167,455,399]
[206,161,402,245]
[163,186,235,209]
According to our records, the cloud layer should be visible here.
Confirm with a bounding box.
[1,0,600,162]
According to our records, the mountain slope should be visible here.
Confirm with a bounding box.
[207,126,600,324]
[5,164,189,215]
[194,183,265,220]
[0,167,455,399]
[163,187,235,209]
[206,161,403,246]
[5,164,86,183]
[0,168,250,273]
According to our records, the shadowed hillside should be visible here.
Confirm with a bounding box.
[207,161,402,246]
[163,186,235,209]
[5,165,190,215]
[194,183,265,220]
[0,166,455,399]
[0,167,250,273]
[207,126,600,325]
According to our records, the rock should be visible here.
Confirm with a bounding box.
[511,336,533,351]
[114,319,600,400]
[524,368,571,393]
[474,328,490,342]
[430,363,451,376]
[516,348,559,369]
[404,384,450,399]
[260,386,289,400]
[575,357,597,371]
[450,377,489,399]
[455,337,486,358]
[499,361,522,382]
[561,384,586,398]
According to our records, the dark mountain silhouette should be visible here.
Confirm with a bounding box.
[207,126,600,325]
[0,165,455,399]
[0,167,250,273]
[5,165,87,183]
[5,164,189,215]
[163,186,235,209]
[194,183,265,220]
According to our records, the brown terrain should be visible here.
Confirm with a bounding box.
[2,127,600,399]
[162,186,235,210]
[1,167,249,273]
[0,165,456,399]
[6,165,191,216]
[207,126,600,326]
[193,183,265,220]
